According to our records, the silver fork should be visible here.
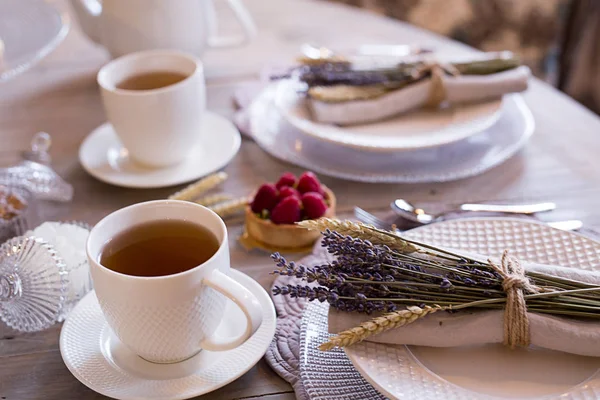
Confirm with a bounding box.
[354,207,583,232]
[354,207,402,232]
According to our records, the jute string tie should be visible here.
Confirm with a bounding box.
[488,250,541,349]
[412,61,460,107]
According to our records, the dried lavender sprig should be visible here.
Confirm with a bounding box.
[275,250,501,295]
[320,220,592,291]
[272,255,504,305]
[273,221,600,325]
[290,56,520,88]
[318,232,501,289]
[293,63,417,87]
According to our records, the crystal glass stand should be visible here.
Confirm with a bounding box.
[0,236,67,332]
[0,222,92,332]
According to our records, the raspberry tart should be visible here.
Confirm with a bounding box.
[243,171,336,251]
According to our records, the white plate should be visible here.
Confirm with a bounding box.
[79,112,241,189]
[274,79,503,152]
[248,85,534,183]
[0,0,69,82]
[341,218,600,400]
[60,269,276,400]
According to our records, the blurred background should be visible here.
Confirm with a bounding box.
[324,0,600,114]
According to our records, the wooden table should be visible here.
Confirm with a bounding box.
[2,0,600,399]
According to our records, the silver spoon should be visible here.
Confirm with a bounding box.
[391,199,557,224]
[355,206,582,232]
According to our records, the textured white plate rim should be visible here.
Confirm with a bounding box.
[401,344,600,400]
[249,86,535,183]
[0,0,71,82]
[406,217,597,245]
[274,79,504,152]
[59,269,276,400]
[343,217,600,400]
[78,111,241,189]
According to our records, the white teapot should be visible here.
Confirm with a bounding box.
[70,0,256,58]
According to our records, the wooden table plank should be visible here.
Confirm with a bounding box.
[2,0,600,399]
[0,325,62,358]
[0,350,292,400]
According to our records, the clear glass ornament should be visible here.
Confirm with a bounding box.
[0,222,92,332]
[0,132,73,202]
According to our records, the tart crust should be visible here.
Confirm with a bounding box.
[245,186,336,250]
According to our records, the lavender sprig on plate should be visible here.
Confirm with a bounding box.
[271,218,600,350]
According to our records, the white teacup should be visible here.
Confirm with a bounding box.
[87,200,263,364]
[97,50,206,168]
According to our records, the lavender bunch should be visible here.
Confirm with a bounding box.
[292,63,417,87]
[271,219,600,349]
[273,54,521,88]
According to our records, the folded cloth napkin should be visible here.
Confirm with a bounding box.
[309,66,531,125]
[328,260,600,357]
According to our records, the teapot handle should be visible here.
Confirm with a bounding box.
[207,0,257,48]
[70,0,103,44]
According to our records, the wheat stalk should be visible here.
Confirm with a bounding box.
[209,196,251,219]
[319,305,442,351]
[195,193,232,207]
[169,172,228,201]
[298,218,418,253]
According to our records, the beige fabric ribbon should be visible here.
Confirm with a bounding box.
[412,61,461,107]
[488,251,541,349]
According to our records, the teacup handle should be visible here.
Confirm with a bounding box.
[207,0,257,48]
[199,269,263,351]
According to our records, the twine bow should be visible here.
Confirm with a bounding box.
[412,61,461,107]
[488,251,541,349]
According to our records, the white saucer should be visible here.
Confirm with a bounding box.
[248,84,534,183]
[60,270,276,400]
[274,79,503,152]
[79,112,241,188]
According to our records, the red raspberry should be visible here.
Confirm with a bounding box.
[301,192,328,219]
[275,172,297,189]
[297,171,322,194]
[270,196,302,224]
[278,186,300,201]
[251,183,279,213]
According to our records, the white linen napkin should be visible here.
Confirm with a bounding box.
[328,261,600,357]
[309,66,531,125]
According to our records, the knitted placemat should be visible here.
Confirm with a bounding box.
[264,243,331,400]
